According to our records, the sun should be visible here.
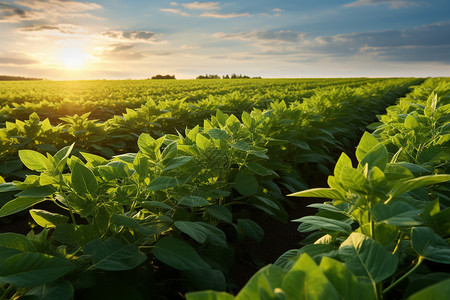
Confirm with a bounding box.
[59,47,87,69]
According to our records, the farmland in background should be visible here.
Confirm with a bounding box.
[0,77,449,300]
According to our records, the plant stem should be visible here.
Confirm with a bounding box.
[0,284,13,300]
[382,256,424,295]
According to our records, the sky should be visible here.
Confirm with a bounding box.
[0,0,449,79]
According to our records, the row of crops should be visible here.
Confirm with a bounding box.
[0,77,448,299]
[0,78,416,177]
[0,78,384,123]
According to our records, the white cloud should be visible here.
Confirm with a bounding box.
[19,23,83,34]
[344,0,417,9]
[182,2,220,10]
[201,11,250,18]
[102,30,162,43]
[0,0,102,23]
[160,8,190,16]
[214,30,306,43]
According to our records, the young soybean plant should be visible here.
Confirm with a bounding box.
[280,132,450,299]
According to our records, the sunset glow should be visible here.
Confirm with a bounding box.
[59,48,87,70]
[0,0,448,79]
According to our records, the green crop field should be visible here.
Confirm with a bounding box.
[0,77,449,300]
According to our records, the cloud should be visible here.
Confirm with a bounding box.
[15,0,101,12]
[201,11,250,18]
[160,8,189,16]
[102,30,162,43]
[19,23,81,34]
[181,2,220,10]
[96,44,145,61]
[214,30,306,43]
[344,0,416,9]
[0,52,39,65]
[0,0,102,23]
[0,2,42,23]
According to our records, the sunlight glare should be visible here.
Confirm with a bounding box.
[59,47,87,70]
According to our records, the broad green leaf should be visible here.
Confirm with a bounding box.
[0,197,47,218]
[52,224,98,247]
[216,110,227,127]
[334,153,353,179]
[0,233,36,252]
[25,280,74,300]
[390,175,450,199]
[0,252,75,287]
[404,115,420,130]
[153,237,210,270]
[245,162,271,176]
[71,162,98,196]
[411,227,450,263]
[289,188,344,200]
[80,152,108,166]
[359,144,388,171]
[339,166,367,194]
[255,196,280,210]
[0,247,22,265]
[175,221,227,247]
[237,219,264,243]
[307,203,346,214]
[339,232,398,283]
[196,223,227,248]
[397,162,431,174]
[236,265,285,300]
[54,144,75,164]
[355,132,381,163]
[233,173,258,196]
[30,209,69,228]
[175,221,209,244]
[282,254,339,300]
[320,257,376,300]
[196,133,211,150]
[133,152,149,179]
[294,216,352,233]
[371,202,422,226]
[97,161,129,180]
[0,183,19,193]
[187,291,234,300]
[205,205,232,223]
[148,176,179,191]
[241,111,252,128]
[161,141,178,160]
[163,156,192,172]
[16,185,55,198]
[407,278,450,300]
[208,129,230,140]
[18,150,52,172]
[178,196,209,207]
[138,133,162,159]
[83,238,146,271]
[231,141,250,151]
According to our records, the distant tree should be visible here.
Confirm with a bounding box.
[196,74,220,79]
[0,75,43,81]
[151,74,176,79]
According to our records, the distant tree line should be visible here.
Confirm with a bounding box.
[0,75,43,81]
[151,75,176,79]
[197,74,262,79]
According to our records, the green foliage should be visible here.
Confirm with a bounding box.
[186,253,376,300]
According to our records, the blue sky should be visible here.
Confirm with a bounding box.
[0,0,449,79]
